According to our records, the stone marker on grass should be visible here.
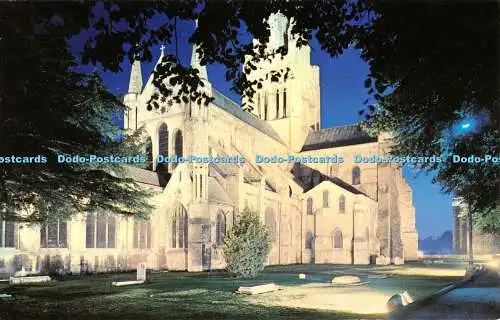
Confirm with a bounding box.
[236,283,279,295]
[13,266,27,277]
[112,263,147,287]
[9,275,51,285]
[0,293,12,300]
[331,275,361,285]
[137,263,147,282]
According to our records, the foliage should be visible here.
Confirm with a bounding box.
[3,1,364,109]
[357,2,499,215]
[472,207,500,235]
[2,1,497,226]
[0,4,153,222]
[458,205,500,235]
[221,207,271,278]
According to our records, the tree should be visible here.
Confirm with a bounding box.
[0,4,153,222]
[222,207,271,278]
[3,1,497,225]
[25,1,364,109]
[356,2,499,219]
[458,206,500,235]
[1,1,363,221]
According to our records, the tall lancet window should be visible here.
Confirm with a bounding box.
[257,93,261,119]
[264,92,268,120]
[158,124,169,172]
[338,195,346,214]
[145,136,153,170]
[283,88,287,117]
[172,130,183,170]
[215,211,226,245]
[352,166,361,185]
[171,204,188,249]
[275,89,280,119]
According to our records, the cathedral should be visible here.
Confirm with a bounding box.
[0,13,418,275]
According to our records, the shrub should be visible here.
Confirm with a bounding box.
[221,207,271,278]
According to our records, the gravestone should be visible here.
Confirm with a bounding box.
[9,275,51,285]
[14,266,27,277]
[331,275,361,285]
[137,263,147,282]
[112,263,147,287]
[236,283,278,295]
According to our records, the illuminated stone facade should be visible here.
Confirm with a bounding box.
[0,13,418,275]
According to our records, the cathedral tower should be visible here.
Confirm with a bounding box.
[244,12,321,152]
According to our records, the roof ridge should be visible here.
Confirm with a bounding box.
[318,123,363,131]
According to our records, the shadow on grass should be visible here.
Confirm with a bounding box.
[0,271,388,320]
[0,266,465,320]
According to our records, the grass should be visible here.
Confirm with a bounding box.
[0,263,464,320]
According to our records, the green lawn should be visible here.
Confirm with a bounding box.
[0,264,464,320]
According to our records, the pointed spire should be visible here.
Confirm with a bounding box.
[191,20,208,81]
[160,44,166,57]
[268,12,288,49]
[128,58,143,94]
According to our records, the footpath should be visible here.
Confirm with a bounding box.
[388,267,500,320]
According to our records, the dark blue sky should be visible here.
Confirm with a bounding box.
[96,24,452,239]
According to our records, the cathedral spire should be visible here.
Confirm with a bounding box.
[128,58,143,94]
[268,12,288,49]
[191,20,208,81]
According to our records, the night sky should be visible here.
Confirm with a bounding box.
[89,20,453,239]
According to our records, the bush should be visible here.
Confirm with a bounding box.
[221,207,272,278]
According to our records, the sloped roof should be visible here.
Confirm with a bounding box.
[123,165,161,187]
[301,124,377,151]
[207,176,233,204]
[301,169,369,197]
[211,88,285,145]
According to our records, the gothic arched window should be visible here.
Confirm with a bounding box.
[215,211,226,245]
[352,166,361,185]
[333,229,343,249]
[305,231,313,249]
[307,197,313,215]
[323,190,329,208]
[264,92,268,120]
[265,207,276,243]
[257,93,261,119]
[171,204,188,248]
[339,195,346,214]
[172,130,183,170]
[145,136,153,170]
[86,213,116,248]
[158,124,169,157]
[283,88,287,117]
[275,89,280,119]
[133,219,151,249]
[174,130,183,157]
[0,220,15,248]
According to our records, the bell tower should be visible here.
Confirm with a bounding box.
[243,12,321,152]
